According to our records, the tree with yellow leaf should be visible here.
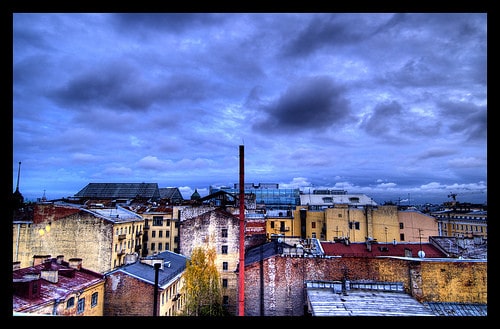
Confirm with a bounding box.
[180,246,228,316]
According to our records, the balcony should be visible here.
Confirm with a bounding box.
[136,231,143,237]
[117,249,125,256]
[118,234,126,240]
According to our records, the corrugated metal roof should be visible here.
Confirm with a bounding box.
[423,302,487,316]
[74,183,160,200]
[307,286,436,316]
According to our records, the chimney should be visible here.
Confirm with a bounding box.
[41,268,59,283]
[33,255,51,266]
[68,258,83,270]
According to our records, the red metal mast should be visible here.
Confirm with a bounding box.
[238,144,245,316]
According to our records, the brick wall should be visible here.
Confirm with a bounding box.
[243,255,487,316]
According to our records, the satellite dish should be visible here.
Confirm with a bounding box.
[418,250,426,258]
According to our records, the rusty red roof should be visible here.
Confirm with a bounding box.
[320,241,446,258]
[13,257,104,313]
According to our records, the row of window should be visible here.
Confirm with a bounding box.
[115,225,142,236]
[66,292,98,314]
[151,230,170,238]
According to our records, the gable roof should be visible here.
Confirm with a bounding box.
[110,251,188,288]
[74,183,160,200]
[158,187,184,201]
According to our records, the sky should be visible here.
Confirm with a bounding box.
[12,13,487,205]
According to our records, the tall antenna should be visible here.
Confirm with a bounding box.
[15,161,21,192]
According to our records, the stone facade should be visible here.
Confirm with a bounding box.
[179,207,240,315]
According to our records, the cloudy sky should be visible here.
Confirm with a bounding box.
[12,13,487,205]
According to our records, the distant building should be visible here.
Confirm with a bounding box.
[158,187,184,204]
[398,209,439,243]
[13,255,105,316]
[74,182,161,202]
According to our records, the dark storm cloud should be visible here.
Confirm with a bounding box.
[13,13,487,204]
[252,76,352,133]
[49,61,212,111]
[281,15,366,58]
[438,101,487,141]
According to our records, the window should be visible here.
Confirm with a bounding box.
[166,243,170,250]
[159,243,163,251]
[311,222,316,229]
[77,297,85,314]
[159,230,163,238]
[222,245,228,254]
[222,279,228,288]
[223,296,229,305]
[354,222,360,230]
[166,231,170,238]
[400,233,405,241]
[166,219,171,226]
[67,297,75,308]
[221,228,228,238]
[151,243,155,251]
[152,231,156,238]
[91,292,98,307]
[400,223,404,229]
[223,262,228,271]
[270,221,275,229]
[338,213,342,218]
[153,216,163,226]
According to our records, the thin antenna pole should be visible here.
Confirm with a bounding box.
[16,161,21,192]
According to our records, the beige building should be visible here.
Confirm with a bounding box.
[398,209,439,243]
[12,201,144,274]
[293,204,401,244]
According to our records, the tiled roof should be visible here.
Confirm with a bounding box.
[320,241,447,258]
[74,183,160,199]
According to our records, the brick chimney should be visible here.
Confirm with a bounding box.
[69,258,83,270]
[33,255,51,266]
